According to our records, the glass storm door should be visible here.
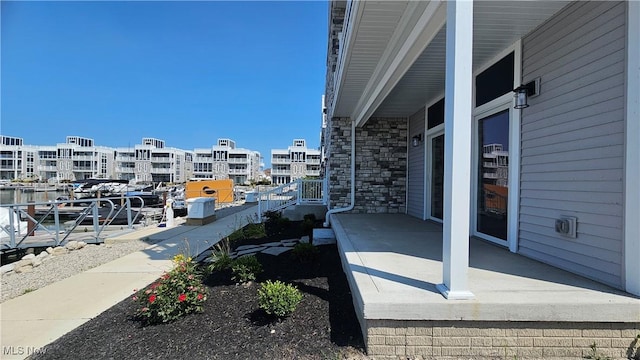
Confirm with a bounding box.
[476,109,509,241]
[429,133,444,220]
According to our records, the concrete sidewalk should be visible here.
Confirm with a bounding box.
[0,205,259,360]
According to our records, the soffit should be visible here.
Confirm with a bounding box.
[331,1,570,119]
[332,1,410,117]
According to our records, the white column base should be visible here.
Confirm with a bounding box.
[436,283,475,300]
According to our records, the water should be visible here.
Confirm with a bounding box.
[0,189,70,205]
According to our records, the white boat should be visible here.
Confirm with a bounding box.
[0,207,28,240]
[72,179,151,199]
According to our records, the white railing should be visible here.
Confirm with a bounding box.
[297,179,325,204]
[271,158,290,164]
[271,169,291,175]
[0,197,144,251]
[257,178,327,221]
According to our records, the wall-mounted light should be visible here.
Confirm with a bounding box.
[412,133,423,147]
[513,77,541,109]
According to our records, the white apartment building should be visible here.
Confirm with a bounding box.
[0,136,28,180]
[0,135,116,181]
[271,139,321,185]
[56,136,116,181]
[114,138,193,184]
[192,139,262,185]
[1,135,267,185]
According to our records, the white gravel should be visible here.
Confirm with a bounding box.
[1,239,160,303]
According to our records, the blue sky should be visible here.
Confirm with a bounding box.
[1,1,328,168]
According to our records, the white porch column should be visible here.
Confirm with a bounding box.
[625,0,640,297]
[436,0,474,300]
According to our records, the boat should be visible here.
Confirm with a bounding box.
[0,207,28,240]
[72,179,130,199]
[71,179,160,206]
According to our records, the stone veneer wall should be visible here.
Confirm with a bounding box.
[328,117,408,213]
[365,320,640,359]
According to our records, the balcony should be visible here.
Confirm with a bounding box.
[151,157,171,162]
[116,156,136,161]
[115,167,135,173]
[271,158,290,164]
[228,158,249,164]
[271,169,291,175]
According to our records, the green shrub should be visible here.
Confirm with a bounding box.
[133,254,208,325]
[292,242,319,262]
[303,213,316,222]
[300,218,315,243]
[243,222,266,239]
[227,228,245,243]
[263,210,282,223]
[258,280,303,318]
[207,238,233,273]
[231,255,262,283]
[276,216,290,227]
[264,210,282,236]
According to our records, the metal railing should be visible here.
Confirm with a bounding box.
[0,196,144,251]
[257,178,327,221]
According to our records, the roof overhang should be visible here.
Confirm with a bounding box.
[328,1,571,124]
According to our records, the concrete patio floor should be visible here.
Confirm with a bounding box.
[330,213,640,324]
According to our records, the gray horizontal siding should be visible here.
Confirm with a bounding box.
[519,1,626,289]
[407,107,425,219]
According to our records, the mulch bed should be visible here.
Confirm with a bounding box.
[31,221,367,360]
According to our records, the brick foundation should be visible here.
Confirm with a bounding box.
[365,320,640,359]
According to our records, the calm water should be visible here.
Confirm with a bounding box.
[0,189,70,205]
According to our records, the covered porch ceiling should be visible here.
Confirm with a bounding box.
[331,1,570,120]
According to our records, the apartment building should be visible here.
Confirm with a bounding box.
[56,136,116,181]
[0,135,116,181]
[192,139,262,185]
[0,136,27,180]
[270,139,321,185]
[114,138,193,184]
[0,135,266,185]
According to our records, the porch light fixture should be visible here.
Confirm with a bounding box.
[513,78,541,109]
[412,133,423,147]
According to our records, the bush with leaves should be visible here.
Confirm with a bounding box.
[243,222,266,239]
[258,280,303,318]
[300,218,315,243]
[231,255,262,283]
[263,210,291,234]
[292,242,319,262]
[132,254,208,325]
[263,210,282,221]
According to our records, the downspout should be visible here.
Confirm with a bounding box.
[324,119,356,227]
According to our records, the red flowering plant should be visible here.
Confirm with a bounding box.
[132,254,208,325]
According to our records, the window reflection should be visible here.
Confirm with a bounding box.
[477,110,509,240]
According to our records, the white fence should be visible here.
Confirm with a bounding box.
[257,178,326,221]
